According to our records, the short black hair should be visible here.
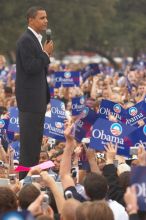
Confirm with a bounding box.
[26,6,45,21]
[83,172,108,200]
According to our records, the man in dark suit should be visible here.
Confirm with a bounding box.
[15,6,54,179]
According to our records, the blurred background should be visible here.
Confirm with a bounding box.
[0,0,146,68]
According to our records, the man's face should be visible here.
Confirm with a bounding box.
[53,155,62,172]
[128,70,137,84]
[137,85,145,95]
[29,10,48,33]
[39,152,48,164]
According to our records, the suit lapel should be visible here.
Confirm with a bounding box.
[26,29,48,75]
[26,29,43,51]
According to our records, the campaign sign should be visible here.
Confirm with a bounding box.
[99,99,126,122]
[49,86,54,98]
[72,96,85,116]
[89,118,136,156]
[11,141,20,161]
[0,118,9,143]
[51,98,66,120]
[78,160,90,171]
[44,116,65,141]
[7,131,14,142]
[131,166,146,211]
[81,63,100,82]
[128,124,146,148]
[51,71,80,88]
[125,101,146,127]
[0,119,14,147]
[8,107,19,133]
[0,118,9,130]
[0,128,10,150]
[73,107,98,142]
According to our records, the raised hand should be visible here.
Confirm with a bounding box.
[124,185,138,215]
[104,142,117,164]
[137,144,146,166]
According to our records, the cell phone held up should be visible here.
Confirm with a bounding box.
[130,147,138,156]
[31,175,41,183]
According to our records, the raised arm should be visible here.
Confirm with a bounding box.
[103,142,125,206]
[86,148,101,174]
[41,171,65,214]
[59,121,76,190]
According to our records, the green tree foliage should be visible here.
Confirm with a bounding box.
[0,0,146,63]
[0,0,116,62]
[115,0,146,60]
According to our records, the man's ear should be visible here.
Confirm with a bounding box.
[28,17,34,26]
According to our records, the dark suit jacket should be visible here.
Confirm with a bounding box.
[15,29,50,113]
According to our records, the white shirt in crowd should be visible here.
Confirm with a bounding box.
[108,199,129,220]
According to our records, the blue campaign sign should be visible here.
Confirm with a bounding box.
[11,141,20,161]
[81,63,101,82]
[50,98,66,120]
[78,160,90,171]
[51,71,80,88]
[6,103,67,141]
[44,116,51,136]
[125,101,146,127]
[0,119,14,147]
[0,119,9,130]
[7,131,14,142]
[8,107,19,133]
[44,116,65,141]
[99,99,126,122]
[49,86,54,98]
[73,107,98,142]
[50,72,62,88]
[128,124,146,148]
[0,129,10,150]
[89,118,136,157]
[131,166,146,211]
[71,96,85,116]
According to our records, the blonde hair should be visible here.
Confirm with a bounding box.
[76,200,114,220]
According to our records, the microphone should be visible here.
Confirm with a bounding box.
[46,28,52,43]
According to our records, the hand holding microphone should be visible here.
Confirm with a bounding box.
[46,28,52,43]
[44,28,54,56]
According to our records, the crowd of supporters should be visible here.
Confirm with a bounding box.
[0,53,146,219]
